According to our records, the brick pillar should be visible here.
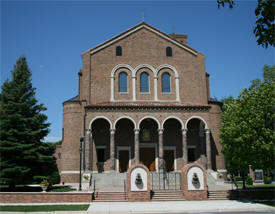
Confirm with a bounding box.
[84,129,91,171]
[110,129,116,171]
[158,129,164,172]
[205,129,211,169]
[134,129,140,164]
[182,129,188,165]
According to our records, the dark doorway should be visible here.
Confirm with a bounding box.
[164,150,174,172]
[140,147,155,171]
[119,150,129,172]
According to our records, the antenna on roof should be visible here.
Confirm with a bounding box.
[141,12,145,21]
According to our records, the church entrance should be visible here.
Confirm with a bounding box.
[140,147,155,171]
[164,150,174,172]
[118,150,129,172]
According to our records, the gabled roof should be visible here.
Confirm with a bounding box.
[83,21,198,56]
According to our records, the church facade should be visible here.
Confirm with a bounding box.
[59,22,225,184]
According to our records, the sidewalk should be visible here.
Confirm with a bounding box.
[2,200,274,214]
[87,200,275,213]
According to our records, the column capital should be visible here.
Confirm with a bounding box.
[110,76,115,79]
[158,129,164,134]
[175,76,180,79]
[85,129,91,134]
[154,76,158,79]
[110,129,116,134]
[134,129,140,134]
[181,128,188,134]
[205,128,210,134]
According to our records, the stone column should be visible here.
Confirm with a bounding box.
[110,129,116,171]
[199,128,206,168]
[134,129,140,164]
[84,129,91,171]
[110,76,115,101]
[158,129,164,171]
[182,129,188,165]
[154,76,158,101]
[205,129,211,169]
[89,131,93,171]
[132,76,136,101]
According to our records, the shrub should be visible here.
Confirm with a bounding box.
[246,176,253,185]
[264,176,271,184]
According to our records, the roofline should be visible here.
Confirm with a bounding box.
[82,21,198,56]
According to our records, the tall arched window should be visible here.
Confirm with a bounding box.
[162,72,171,93]
[118,72,127,92]
[116,46,122,56]
[166,46,172,57]
[140,72,149,93]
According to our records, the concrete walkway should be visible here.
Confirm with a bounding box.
[0,200,274,214]
[87,200,274,213]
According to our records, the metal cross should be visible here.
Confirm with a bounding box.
[141,12,145,21]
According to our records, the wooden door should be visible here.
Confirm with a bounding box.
[140,148,155,171]
[164,150,174,172]
[119,150,129,172]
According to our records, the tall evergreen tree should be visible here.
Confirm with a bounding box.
[0,56,51,188]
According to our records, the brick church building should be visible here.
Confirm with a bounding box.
[58,22,225,184]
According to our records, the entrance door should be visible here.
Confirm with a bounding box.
[140,148,155,171]
[119,150,129,172]
[164,150,174,172]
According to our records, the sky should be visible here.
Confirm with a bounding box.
[1,0,274,142]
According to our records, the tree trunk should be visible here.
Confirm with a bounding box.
[241,171,246,189]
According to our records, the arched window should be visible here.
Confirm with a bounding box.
[118,72,127,92]
[162,72,171,93]
[166,46,172,57]
[140,72,149,93]
[116,46,122,56]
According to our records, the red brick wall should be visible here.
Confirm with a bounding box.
[181,163,207,200]
[127,163,150,202]
[0,192,92,203]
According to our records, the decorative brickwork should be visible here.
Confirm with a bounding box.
[181,163,207,200]
[126,163,150,202]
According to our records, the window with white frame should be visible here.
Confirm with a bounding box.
[118,72,128,92]
[161,72,171,93]
[140,72,149,93]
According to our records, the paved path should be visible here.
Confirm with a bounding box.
[0,200,274,214]
[87,200,274,214]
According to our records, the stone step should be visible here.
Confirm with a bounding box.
[151,190,184,201]
[93,191,128,202]
[208,191,230,200]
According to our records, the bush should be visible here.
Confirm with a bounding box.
[264,176,271,184]
[234,176,243,182]
[246,176,253,185]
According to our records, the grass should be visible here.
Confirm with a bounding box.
[48,186,76,192]
[0,204,89,212]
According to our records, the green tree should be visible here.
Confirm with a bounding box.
[220,65,275,189]
[0,56,53,188]
[217,0,275,48]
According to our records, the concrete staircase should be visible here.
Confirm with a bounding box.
[208,190,230,200]
[151,190,184,201]
[93,192,127,202]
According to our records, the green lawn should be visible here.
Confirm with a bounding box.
[0,204,89,212]
[48,186,76,192]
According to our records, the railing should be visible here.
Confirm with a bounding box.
[150,171,181,190]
